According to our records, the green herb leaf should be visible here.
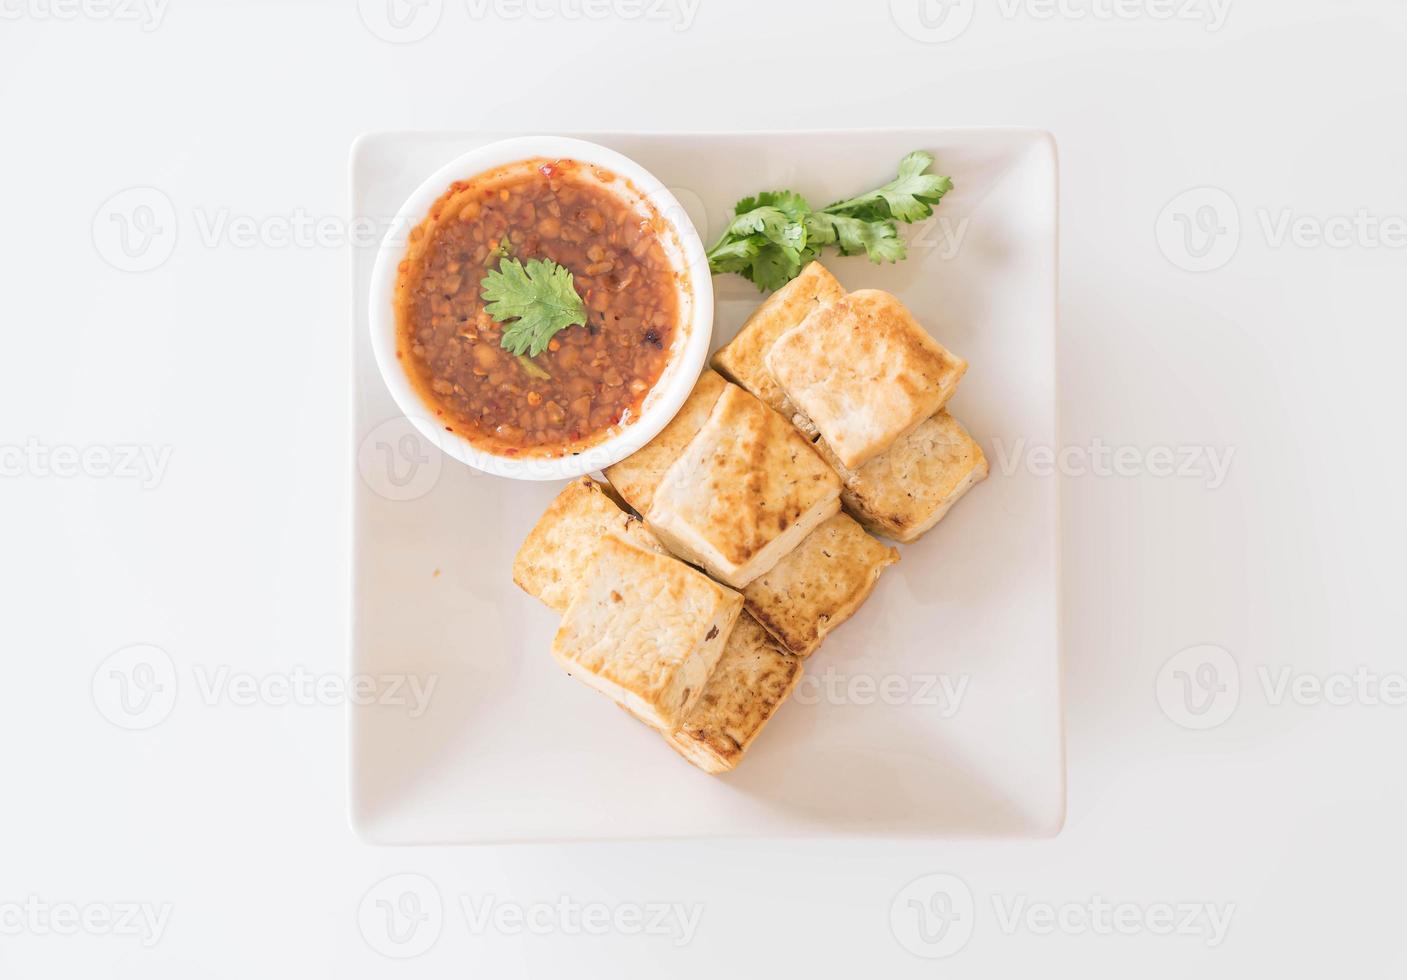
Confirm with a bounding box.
[481,257,587,357]
[706,236,762,273]
[823,151,953,224]
[705,151,951,290]
[751,243,804,292]
[755,190,812,218]
[811,212,907,264]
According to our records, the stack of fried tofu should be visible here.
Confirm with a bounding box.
[512,261,987,774]
[713,262,988,543]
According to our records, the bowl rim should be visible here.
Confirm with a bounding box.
[368,135,714,482]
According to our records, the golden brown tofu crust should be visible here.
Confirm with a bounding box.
[705,266,984,544]
[665,613,803,774]
[512,477,667,613]
[552,535,743,730]
[766,289,968,469]
[646,385,842,585]
[743,513,899,657]
[710,261,845,415]
[837,411,988,542]
[603,369,728,515]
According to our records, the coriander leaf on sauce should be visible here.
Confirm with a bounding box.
[481,257,588,357]
[704,151,952,291]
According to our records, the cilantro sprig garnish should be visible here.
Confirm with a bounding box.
[480,257,588,357]
[705,151,954,291]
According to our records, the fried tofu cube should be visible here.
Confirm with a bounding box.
[603,369,728,516]
[743,513,899,658]
[711,261,845,416]
[706,272,986,544]
[552,535,743,731]
[647,385,842,589]
[664,613,803,774]
[766,289,967,469]
[512,477,668,613]
[832,411,988,543]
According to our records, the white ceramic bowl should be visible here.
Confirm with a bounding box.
[369,136,713,481]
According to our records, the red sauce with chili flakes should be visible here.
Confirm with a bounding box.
[395,159,681,457]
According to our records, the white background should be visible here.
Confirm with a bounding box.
[2,0,1405,975]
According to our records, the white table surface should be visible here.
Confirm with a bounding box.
[3,1,1405,975]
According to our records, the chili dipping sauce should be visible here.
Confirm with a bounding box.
[394,158,683,457]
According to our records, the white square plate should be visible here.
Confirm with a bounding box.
[349,129,1063,843]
